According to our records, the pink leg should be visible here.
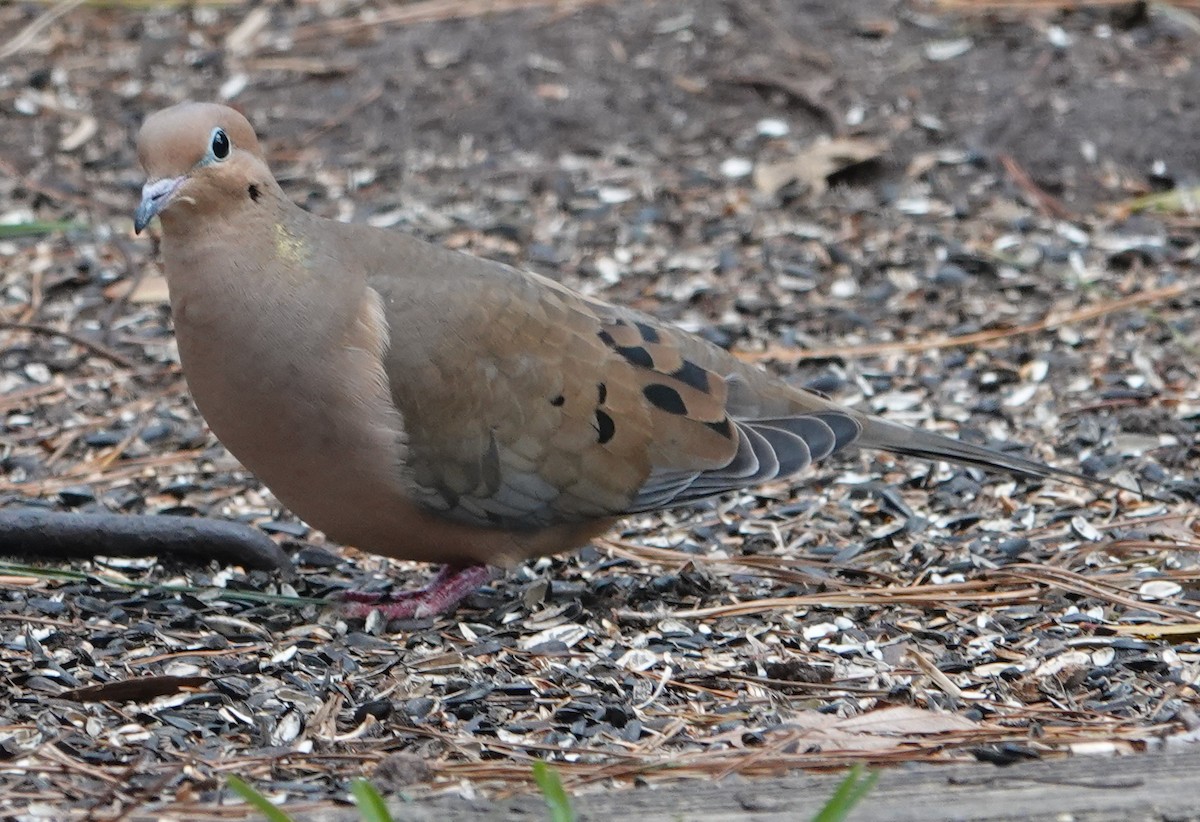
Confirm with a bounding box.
[341,564,493,619]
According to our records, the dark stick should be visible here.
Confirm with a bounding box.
[0,508,295,577]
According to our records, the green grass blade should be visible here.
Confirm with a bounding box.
[225,775,295,822]
[61,0,242,7]
[1122,186,1200,215]
[811,764,878,822]
[531,761,575,822]
[0,220,82,238]
[350,778,394,822]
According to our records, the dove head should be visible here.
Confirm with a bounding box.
[135,102,271,234]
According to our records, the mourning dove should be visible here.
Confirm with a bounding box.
[135,102,1102,617]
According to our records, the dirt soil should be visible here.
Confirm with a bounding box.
[1,0,1199,819]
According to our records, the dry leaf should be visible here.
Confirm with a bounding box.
[1113,623,1200,642]
[833,705,978,735]
[60,115,97,153]
[225,6,270,57]
[753,136,886,197]
[104,274,171,304]
[62,675,211,704]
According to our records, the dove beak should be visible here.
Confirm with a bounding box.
[135,176,185,234]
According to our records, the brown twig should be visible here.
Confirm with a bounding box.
[614,580,1044,621]
[297,86,384,148]
[292,0,614,41]
[1,447,211,495]
[998,153,1075,220]
[0,321,137,368]
[718,73,838,130]
[937,0,1200,10]
[741,282,1188,363]
[0,381,63,413]
[0,0,86,61]
[1001,564,1196,622]
[601,537,861,588]
[0,157,96,212]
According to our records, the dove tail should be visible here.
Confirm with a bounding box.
[856,416,1093,484]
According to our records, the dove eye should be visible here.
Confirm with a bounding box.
[209,127,230,161]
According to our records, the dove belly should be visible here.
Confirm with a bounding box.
[171,295,603,567]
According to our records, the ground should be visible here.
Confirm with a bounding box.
[1,0,1199,819]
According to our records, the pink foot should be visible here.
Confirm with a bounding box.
[341,564,493,619]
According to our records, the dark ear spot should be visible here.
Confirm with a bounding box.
[550,395,565,407]
[248,184,261,202]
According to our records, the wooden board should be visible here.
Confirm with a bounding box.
[301,747,1200,821]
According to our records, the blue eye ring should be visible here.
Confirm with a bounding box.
[210,127,231,161]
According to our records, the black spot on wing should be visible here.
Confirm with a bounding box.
[594,409,615,444]
[704,417,735,439]
[670,359,710,393]
[643,384,687,415]
[598,327,655,369]
[616,345,653,369]
[635,322,661,343]
[550,394,565,407]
